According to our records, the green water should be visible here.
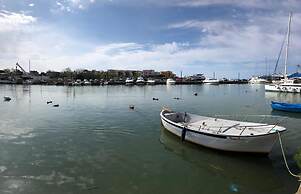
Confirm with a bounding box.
[0,84,300,194]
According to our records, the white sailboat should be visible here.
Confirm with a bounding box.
[203,72,219,84]
[265,12,301,93]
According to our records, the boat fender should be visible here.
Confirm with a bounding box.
[181,127,187,142]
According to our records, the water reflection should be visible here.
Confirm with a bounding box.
[265,92,301,104]
[159,127,299,194]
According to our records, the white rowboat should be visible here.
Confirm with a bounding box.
[160,109,286,154]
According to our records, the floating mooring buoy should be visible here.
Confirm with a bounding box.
[4,96,11,101]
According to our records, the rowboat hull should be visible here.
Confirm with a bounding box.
[271,101,301,113]
[160,111,283,154]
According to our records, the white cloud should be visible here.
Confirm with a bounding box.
[53,0,96,12]
[0,10,37,32]
[133,0,301,11]
[1,10,301,78]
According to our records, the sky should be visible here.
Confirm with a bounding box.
[0,0,301,78]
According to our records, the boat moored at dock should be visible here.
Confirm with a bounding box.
[136,77,145,85]
[160,108,286,154]
[166,78,176,85]
[203,78,220,84]
[265,13,301,93]
[146,79,156,85]
[265,79,301,93]
[249,76,268,84]
[125,77,134,85]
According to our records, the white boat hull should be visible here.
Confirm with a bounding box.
[166,78,176,85]
[203,80,220,85]
[265,84,301,93]
[161,112,282,154]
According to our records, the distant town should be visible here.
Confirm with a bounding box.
[0,63,251,86]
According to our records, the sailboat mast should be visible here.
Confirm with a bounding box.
[284,12,292,78]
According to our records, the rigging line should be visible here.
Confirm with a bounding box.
[274,34,287,74]
[277,131,301,181]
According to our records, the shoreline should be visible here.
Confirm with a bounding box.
[0,80,249,86]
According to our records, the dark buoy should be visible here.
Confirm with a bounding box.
[173,97,180,100]
[129,105,135,110]
[47,101,53,104]
[4,96,11,101]
[152,98,159,101]
[53,104,59,107]
[194,93,198,96]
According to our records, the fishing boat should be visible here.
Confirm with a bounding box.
[265,12,301,93]
[166,78,176,85]
[271,101,301,113]
[160,108,286,153]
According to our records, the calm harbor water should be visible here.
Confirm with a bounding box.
[0,84,300,194]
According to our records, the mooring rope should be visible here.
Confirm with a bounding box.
[277,131,301,181]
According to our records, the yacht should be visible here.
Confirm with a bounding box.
[203,78,220,85]
[83,79,91,85]
[166,78,176,85]
[125,77,134,85]
[147,79,156,85]
[249,76,268,84]
[265,79,301,93]
[136,77,145,85]
[74,79,82,86]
